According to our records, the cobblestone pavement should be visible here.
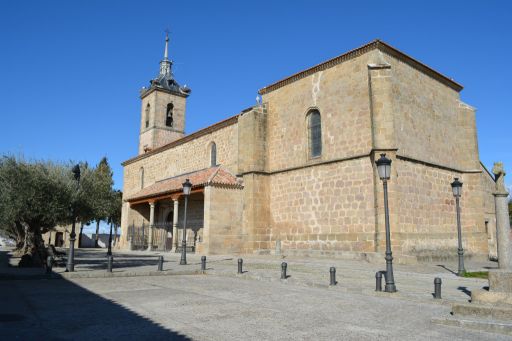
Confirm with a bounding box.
[0,248,505,340]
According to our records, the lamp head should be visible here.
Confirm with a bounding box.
[451,177,463,197]
[375,153,392,180]
[182,178,192,196]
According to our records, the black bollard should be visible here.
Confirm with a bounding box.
[281,262,287,279]
[157,256,163,271]
[434,277,442,299]
[201,256,206,273]
[375,271,382,291]
[329,267,336,286]
[107,255,113,273]
[238,258,243,274]
[46,256,53,274]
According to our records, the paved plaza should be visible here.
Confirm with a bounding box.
[0,248,509,340]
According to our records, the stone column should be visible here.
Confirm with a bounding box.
[148,201,155,251]
[493,162,512,270]
[173,199,179,250]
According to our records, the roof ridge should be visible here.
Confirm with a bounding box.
[258,39,462,95]
[207,166,221,184]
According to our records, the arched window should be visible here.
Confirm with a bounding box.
[166,103,174,127]
[307,109,322,158]
[145,104,150,128]
[139,167,144,189]
[210,142,217,167]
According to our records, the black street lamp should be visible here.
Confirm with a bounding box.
[107,222,113,256]
[180,179,192,265]
[375,153,396,293]
[66,164,81,272]
[451,177,465,276]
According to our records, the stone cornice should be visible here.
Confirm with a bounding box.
[396,154,482,174]
[140,126,184,135]
[140,86,189,99]
[238,150,481,177]
[258,40,463,95]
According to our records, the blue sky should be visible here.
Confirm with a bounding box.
[1,1,511,230]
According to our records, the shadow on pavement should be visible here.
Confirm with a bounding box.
[436,264,456,275]
[457,286,472,298]
[0,266,192,339]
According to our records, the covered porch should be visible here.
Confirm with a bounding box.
[124,166,241,253]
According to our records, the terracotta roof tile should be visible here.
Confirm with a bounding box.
[126,166,241,202]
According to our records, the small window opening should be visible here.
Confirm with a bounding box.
[210,142,217,167]
[166,103,174,127]
[145,104,150,128]
[307,110,322,158]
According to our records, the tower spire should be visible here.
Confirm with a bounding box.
[159,31,172,76]
[164,30,169,60]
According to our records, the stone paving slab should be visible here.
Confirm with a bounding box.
[1,274,507,340]
[1,247,492,306]
[1,247,507,339]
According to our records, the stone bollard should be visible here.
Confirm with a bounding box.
[157,256,163,271]
[375,271,382,291]
[46,256,53,274]
[107,255,113,273]
[238,258,243,274]
[330,267,336,286]
[201,256,206,273]
[281,262,287,279]
[434,277,442,299]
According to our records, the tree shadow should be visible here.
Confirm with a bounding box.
[437,264,457,275]
[0,267,192,339]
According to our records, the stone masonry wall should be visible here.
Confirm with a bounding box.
[386,53,479,171]
[124,122,239,200]
[262,51,378,172]
[268,158,376,255]
[392,158,488,260]
[200,185,243,255]
[138,90,187,154]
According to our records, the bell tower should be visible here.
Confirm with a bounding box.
[138,33,191,154]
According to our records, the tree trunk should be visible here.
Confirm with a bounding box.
[94,220,100,248]
[78,222,84,248]
[12,221,26,254]
[18,222,47,267]
[113,225,119,246]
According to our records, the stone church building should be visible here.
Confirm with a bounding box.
[120,36,497,261]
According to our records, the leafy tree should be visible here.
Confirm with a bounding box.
[0,156,116,266]
[0,157,75,266]
[107,190,122,253]
[90,157,114,248]
[74,162,97,247]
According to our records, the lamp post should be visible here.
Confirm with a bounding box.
[451,177,465,276]
[66,164,81,272]
[107,222,113,256]
[375,153,396,293]
[180,179,192,265]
